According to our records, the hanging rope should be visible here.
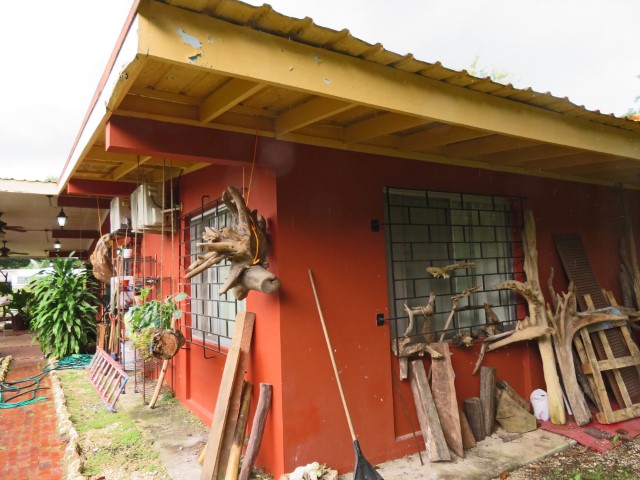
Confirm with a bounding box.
[160,159,166,299]
[96,197,103,237]
[244,132,259,207]
[0,355,93,409]
[170,159,176,295]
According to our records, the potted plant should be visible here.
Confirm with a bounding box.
[8,288,32,331]
[28,254,99,358]
[125,288,187,360]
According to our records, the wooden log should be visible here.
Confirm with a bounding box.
[238,383,273,480]
[409,360,451,462]
[458,405,476,449]
[201,312,256,480]
[496,380,531,413]
[150,329,186,360]
[495,389,537,433]
[480,367,497,437]
[463,397,485,442]
[430,343,464,458]
[224,381,253,480]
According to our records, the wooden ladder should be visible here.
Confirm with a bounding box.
[86,346,129,412]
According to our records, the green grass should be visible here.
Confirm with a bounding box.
[58,370,170,478]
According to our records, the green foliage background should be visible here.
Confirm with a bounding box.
[28,255,99,358]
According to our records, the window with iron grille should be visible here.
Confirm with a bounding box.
[183,200,244,349]
[384,187,524,340]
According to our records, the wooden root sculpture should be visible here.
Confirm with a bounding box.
[185,186,280,300]
[90,233,114,284]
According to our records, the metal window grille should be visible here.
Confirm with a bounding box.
[383,187,525,340]
[178,196,244,356]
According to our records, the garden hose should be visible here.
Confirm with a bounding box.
[0,354,93,409]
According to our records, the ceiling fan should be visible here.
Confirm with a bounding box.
[0,212,26,234]
[0,241,29,258]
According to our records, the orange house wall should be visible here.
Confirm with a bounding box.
[127,133,639,477]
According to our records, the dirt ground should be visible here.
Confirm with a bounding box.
[52,365,640,480]
[504,434,640,480]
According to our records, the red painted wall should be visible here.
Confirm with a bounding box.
[123,130,640,477]
[271,140,639,473]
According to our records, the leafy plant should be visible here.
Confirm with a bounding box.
[28,254,99,358]
[8,288,33,330]
[125,289,187,358]
[127,289,187,332]
[10,288,32,316]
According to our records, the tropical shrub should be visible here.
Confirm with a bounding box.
[29,254,99,358]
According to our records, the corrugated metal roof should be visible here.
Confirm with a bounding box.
[164,0,639,134]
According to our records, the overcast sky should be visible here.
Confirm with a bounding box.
[1,0,638,181]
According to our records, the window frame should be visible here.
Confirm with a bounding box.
[383,187,525,341]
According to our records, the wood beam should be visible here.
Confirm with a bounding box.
[400,124,488,152]
[106,115,254,166]
[521,153,617,170]
[85,146,140,163]
[343,113,430,144]
[57,196,111,209]
[66,178,138,197]
[128,86,201,106]
[200,78,265,123]
[136,0,640,160]
[275,97,354,135]
[119,94,199,120]
[51,230,100,240]
[109,156,152,180]
[49,250,88,259]
[479,144,577,165]
[443,135,539,158]
[553,159,639,176]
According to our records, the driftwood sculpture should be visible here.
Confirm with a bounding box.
[90,233,114,284]
[473,210,566,425]
[185,186,280,300]
[438,285,482,342]
[393,293,442,380]
[426,261,475,279]
[481,303,503,337]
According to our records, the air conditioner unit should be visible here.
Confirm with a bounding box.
[110,197,131,233]
[130,183,166,232]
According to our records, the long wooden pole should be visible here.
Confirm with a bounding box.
[238,383,273,480]
[224,382,253,480]
[308,270,357,441]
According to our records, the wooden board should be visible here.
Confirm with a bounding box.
[429,343,464,458]
[480,366,497,437]
[463,397,485,442]
[458,405,476,450]
[574,321,640,424]
[200,312,256,480]
[409,359,451,462]
[555,234,640,406]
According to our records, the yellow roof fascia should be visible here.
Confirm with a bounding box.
[137,0,640,161]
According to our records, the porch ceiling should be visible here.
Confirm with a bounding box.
[62,0,640,190]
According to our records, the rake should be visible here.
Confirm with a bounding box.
[308,270,384,480]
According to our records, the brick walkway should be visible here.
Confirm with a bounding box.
[0,331,66,480]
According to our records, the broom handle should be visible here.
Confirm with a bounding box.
[308,270,357,442]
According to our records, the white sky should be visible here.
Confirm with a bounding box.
[1,0,639,181]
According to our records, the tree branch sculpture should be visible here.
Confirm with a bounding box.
[185,186,280,300]
[477,210,566,424]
